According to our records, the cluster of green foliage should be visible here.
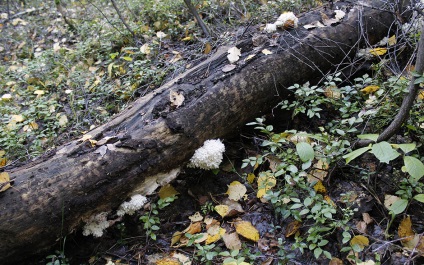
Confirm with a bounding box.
[139,195,177,240]
[239,71,424,262]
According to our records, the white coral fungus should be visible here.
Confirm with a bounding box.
[275,12,298,29]
[117,194,148,216]
[188,139,225,170]
[82,212,110,237]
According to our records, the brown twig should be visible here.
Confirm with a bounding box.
[110,0,135,37]
[183,0,211,38]
[355,25,424,148]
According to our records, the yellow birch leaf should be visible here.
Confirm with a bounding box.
[58,114,68,127]
[257,172,276,198]
[324,195,336,207]
[159,184,180,199]
[204,42,212,54]
[397,215,424,253]
[226,181,247,201]
[418,90,424,100]
[181,36,192,41]
[369,48,387,56]
[350,235,369,251]
[388,35,397,46]
[183,221,202,234]
[313,180,327,194]
[155,257,180,265]
[361,85,380,94]
[0,172,11,192]
[0,157,6,167]
[29,121,39,130]
[285,220,301,237]
[205,227,225,244]
[171,231,183,246]
[247,173,255,184]
[235,220,260,242]
[215,205,229,218]
[11,114,24,122]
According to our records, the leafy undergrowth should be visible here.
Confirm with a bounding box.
[2,0,424,265]
[44,70,424,265]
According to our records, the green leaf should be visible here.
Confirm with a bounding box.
[314,247,323,259]
[388,199,408,215]
[370,141,400,163]
[343,146,372,164]
[296,142,314,162]
[413,194,424,203]
[357,134,379,142]
[122,56,133,62]
[393,143,416,154]
[404,156,424,181]
[413,76,424,84]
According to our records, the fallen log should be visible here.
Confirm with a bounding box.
[0,0,401,262]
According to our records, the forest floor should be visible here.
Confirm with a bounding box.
[1,0,424,265]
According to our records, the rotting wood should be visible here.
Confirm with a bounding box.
[0,1,402,263]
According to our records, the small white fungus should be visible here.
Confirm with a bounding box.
[116,194,148,216]
[82,212,110,237]
[188,139,225,170]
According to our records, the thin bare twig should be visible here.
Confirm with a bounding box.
[110,0,135,37]
[183,0,211,38]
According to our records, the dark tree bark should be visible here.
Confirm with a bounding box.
[0,1,400,263]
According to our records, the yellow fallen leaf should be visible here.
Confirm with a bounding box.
[155,257,180,265]
[79,134,92,142]
[285,220,301,237]
[369,48,387,56]
[226,181,247,201]
[34,90,45,95]
[324,195,336,207]
[384,194,401,210]
[350,235,369,251]
[183,221,202,234]
[397,215,424,253]
[188,212,203,222]
[418,90,424,100]
[262,49,273,55]
[257,172,276,198]
[244,54,255,62]
[0,157,6,167]
[329,257,344,265]
[170,231,183,246]
[222,232,242,250]
[361,85,380,94]
[247,173,255,184]
[313,180,327,194]
[215,205,229,218]
[159,184,180,199]
[58,114,68,127]
[205,227,225,244]
[357,261,375,265]
[181,36,192,41]
[11,114,24,122]
[388,35,397,46]
[324,85,341,99]
[0,172,11,192]
[204,42,212,54]
[235,220,260,242]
